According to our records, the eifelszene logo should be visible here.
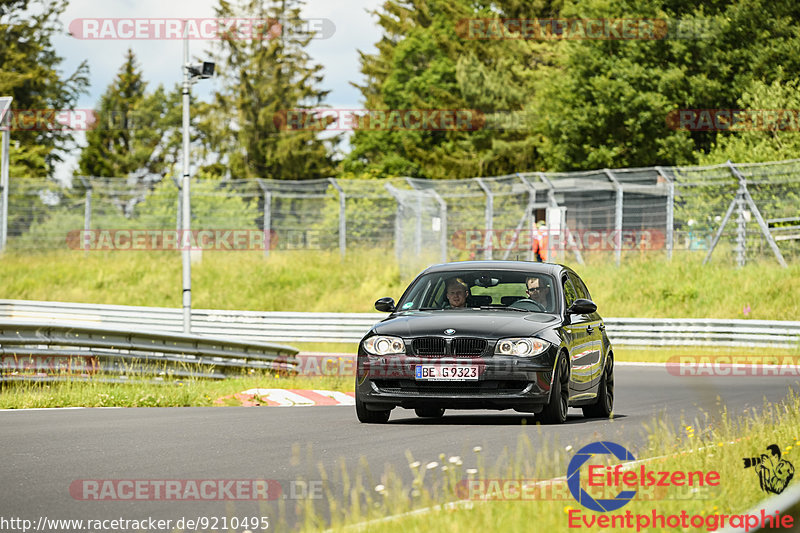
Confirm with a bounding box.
[743,444,795,495]
[567,441,721,512]
[567,441,637,512]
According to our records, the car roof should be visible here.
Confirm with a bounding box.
[420,260,568,277]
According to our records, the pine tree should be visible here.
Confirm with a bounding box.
[344,0,559,179]
[0,0,89,176]
[78,49,175,182]
[207,0,337,180]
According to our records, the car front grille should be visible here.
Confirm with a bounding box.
[452,338,486,356]
[411,337,488,357]
[413,337,446,356]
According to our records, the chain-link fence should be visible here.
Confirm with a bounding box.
[1,159,798,276]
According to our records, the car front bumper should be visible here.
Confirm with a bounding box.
[355,352,557,411]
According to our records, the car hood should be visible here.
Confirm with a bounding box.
[371,310,560,339]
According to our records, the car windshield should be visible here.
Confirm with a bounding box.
[396,270,559,314]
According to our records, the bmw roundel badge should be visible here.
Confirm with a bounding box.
[444,329,456,335]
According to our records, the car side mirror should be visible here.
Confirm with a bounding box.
[567,298,597,315]
[375,297,396,313]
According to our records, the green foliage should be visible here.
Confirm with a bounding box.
[534,0,800,170]
[699,80,800,164]
[78,50,181,181]
[205,0,338,180]
[0,0,89,176]
[345,0,555,179]
[133,177,261,229]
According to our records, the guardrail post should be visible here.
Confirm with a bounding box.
[475,178,494,260]
[328,178,346,259]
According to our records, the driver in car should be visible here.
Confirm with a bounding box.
[444,277,470,308]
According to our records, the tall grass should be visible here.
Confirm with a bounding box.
[1,250,798,318]
[291,391,800,532]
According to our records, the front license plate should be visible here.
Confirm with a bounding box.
[415,364,479,381]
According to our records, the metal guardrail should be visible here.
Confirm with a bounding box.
[718,482,800,532]
[0,319,299,381]
[1,299,799,348]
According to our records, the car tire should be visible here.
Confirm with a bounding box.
[582,354,614,419]
[355,387,391,424]
[415,407,445,418]
[538,355,569,424]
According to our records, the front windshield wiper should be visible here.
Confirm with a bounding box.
[478,306,529,312]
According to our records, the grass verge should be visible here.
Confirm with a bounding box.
[0,371,352,409]
[1,250,799,318]
[295,390,800,532]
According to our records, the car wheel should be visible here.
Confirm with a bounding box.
[415,407,445,418]
[355,386,391,424]
[582,354,614,419]
[538,355,569,424]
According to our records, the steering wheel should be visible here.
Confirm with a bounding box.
[508,298,546,312]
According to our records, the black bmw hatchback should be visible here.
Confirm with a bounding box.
[355,261,614,424]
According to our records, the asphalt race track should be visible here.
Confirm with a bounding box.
[2,365,798,532]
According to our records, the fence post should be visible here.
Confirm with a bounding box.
[475,178,493,260]
[656,166,674,261]
[735,173,747,268]
[384,184,404,263]
[501,173,537,261]
[256,179,271,259]
[604,169,623,266]
[79,177,92,253]
[538,172,558,262]
[727,161,787,268]
[328,178,346,259]
[428,189,448,263]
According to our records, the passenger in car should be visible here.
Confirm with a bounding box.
[525,276,552,311]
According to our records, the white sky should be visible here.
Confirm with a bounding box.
[50,0,385,179]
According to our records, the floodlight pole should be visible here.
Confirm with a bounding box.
[181,25,192,334]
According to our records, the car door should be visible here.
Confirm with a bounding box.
[568,272,604,393]
[560,274,589,395]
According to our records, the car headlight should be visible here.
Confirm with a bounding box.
[363,335,406,356]
[495,338,549,357]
